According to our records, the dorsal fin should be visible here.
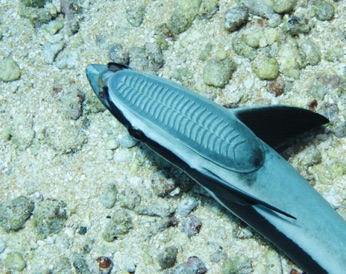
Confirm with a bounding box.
[232,105,329,148]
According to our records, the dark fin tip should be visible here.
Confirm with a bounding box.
[234,105,329,149]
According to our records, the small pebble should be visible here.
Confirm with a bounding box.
[203,58,236,88]
[100,183,118,209]
[105,136,120,150]
[109,44,129,65]
[134,197,174,217]
[242,27,263,48]
[44,19,64,34]
[277,40,301,79]
[198,0,219,19]
[55,50,79,69]
[168,0,201,35]
[118,187,141,210]
[251,54,279,80]
[299,40,321,67]
[223,7,249,32]
[240,0,281,27]
[19,3,54,26]
[73,252,91,274]
[182,215,202,237]
[221,256,252,274]
[0,56,21,82]
[157,246,178,269]
[96,256,113,274]
[269,77,285,96]
[4,252,26,271]
[272,0,297,14]
[333,122,346,138]
[145,42,164,72]
[235,226,253,239]
[119,134,138,148]
[314,1,335,21]
[128,46,149,71]
[102,209,132,242]
[43,41,65,64]
[0,196,34,232]
[282,16,312,35]
[232,35,257,60]
[177,197,198,217]
[77,226,88,235]
[174,256,207,274]
[32,199,68,238]
[60,88,84,120]
[150,171,176,197]
[126,4,146,27]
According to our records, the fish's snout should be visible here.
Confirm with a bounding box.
[86,64,108,97]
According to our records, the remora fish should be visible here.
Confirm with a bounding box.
[86,63,346,274]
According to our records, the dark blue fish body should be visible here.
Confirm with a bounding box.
[86,63,346,274]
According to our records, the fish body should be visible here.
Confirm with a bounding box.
[86,63,346,274]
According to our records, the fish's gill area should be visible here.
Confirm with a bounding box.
[0,0,345,273]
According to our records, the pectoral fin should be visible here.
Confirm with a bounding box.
[199,169,296,220]
[232,106,329,149]
[218,180,296,220]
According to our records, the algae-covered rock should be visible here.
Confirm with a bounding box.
[129,46,149,71]
[0,57,21,82]
[72,253,91,274]
[240,0,281,27]
[198,0,219,19]
[33,199,68,238]
[100,183,118,209]
[203,58,236,88]
[277,39,301,79]
[223,7,248,32]
[4,252,26,271]
[42,41,65,64]
[43,19,64,35]
[20,2,56,26]
[102,209,132,242]
[232,34,257,60]
[282,16,312,36]
[314,1,335,21]
[109,44,129,65]
[168,0,201,35]
[22,0,49,8]
[118,188,141,210]
[272,0,297,14]
[299,40,321,67]
[0,196,34,232]
[157,246,178,269]
[251,54,279,80]
[134,197,175,217]
[126,4,146,27]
